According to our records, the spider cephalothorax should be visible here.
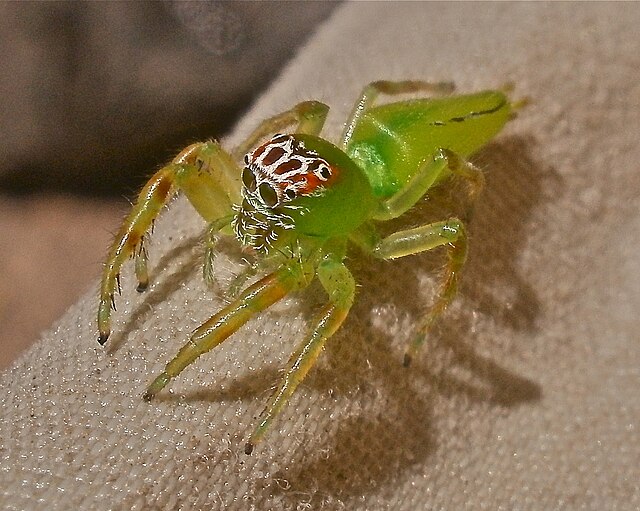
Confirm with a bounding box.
[234,133,338,251]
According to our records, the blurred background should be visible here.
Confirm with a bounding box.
[0,2,338,368]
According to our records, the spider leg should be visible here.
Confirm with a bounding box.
[366,218,468,367]
[202,216,240,287]
[245,258,355,454]
[341,80,456,148]
[134,240,150,292]
[373,148,485,221]
[98,141,240,345]
[232,101,330,160]
[142,260,314,400]
[226,259,261,298]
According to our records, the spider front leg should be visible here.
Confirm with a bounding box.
[245,257,355,454]
[142,260,315,400]
[359,218,468,367]
[98,141,241,345]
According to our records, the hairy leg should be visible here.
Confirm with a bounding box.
[373,148,484,221]
[98,141,240,345]
[232,101,330,160]
[365,218,468,366]
[143,259,315,400]
[246,258,356,454]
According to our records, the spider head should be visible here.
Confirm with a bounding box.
[233,134,338,252]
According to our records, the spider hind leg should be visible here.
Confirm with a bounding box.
[366,218,468,366]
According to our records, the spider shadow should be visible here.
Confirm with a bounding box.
[250,135,559,507]
[154,365,281,404]
[267,325,541,506]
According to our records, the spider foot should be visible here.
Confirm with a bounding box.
[143,372,171,401]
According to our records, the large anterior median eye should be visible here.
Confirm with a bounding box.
[258,182,279,208]
[242,167,256,192]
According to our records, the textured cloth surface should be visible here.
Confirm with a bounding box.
[1,3,639,510]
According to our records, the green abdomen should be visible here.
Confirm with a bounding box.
[346,91,511,199]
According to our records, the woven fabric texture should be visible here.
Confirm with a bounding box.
[1,3,639,510]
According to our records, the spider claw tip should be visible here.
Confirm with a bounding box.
[244,442,254,455]
[136,282,149,293]
[402,353,412,368]
[98,333,109,346]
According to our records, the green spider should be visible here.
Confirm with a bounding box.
[98,80,520,454]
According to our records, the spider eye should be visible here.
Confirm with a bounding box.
[242,167,256,192]
[284,188,297,200]
[258,182,279,208]
[318,165,332,180]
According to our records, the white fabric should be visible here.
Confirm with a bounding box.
[2,3,639,509]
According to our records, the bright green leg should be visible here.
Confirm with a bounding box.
[370,218,468,366]
[143,261,314,400]
[373,148,485,221]
[98,141,240,345]
[341,80,456,148]
[245,258,355,454]
[232,101,330,160]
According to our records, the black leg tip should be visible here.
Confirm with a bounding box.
[403,353,412,368]
[142,392,153,402]
[98,333,109,346]
[136,282,149,293]
[244,442,254,455]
